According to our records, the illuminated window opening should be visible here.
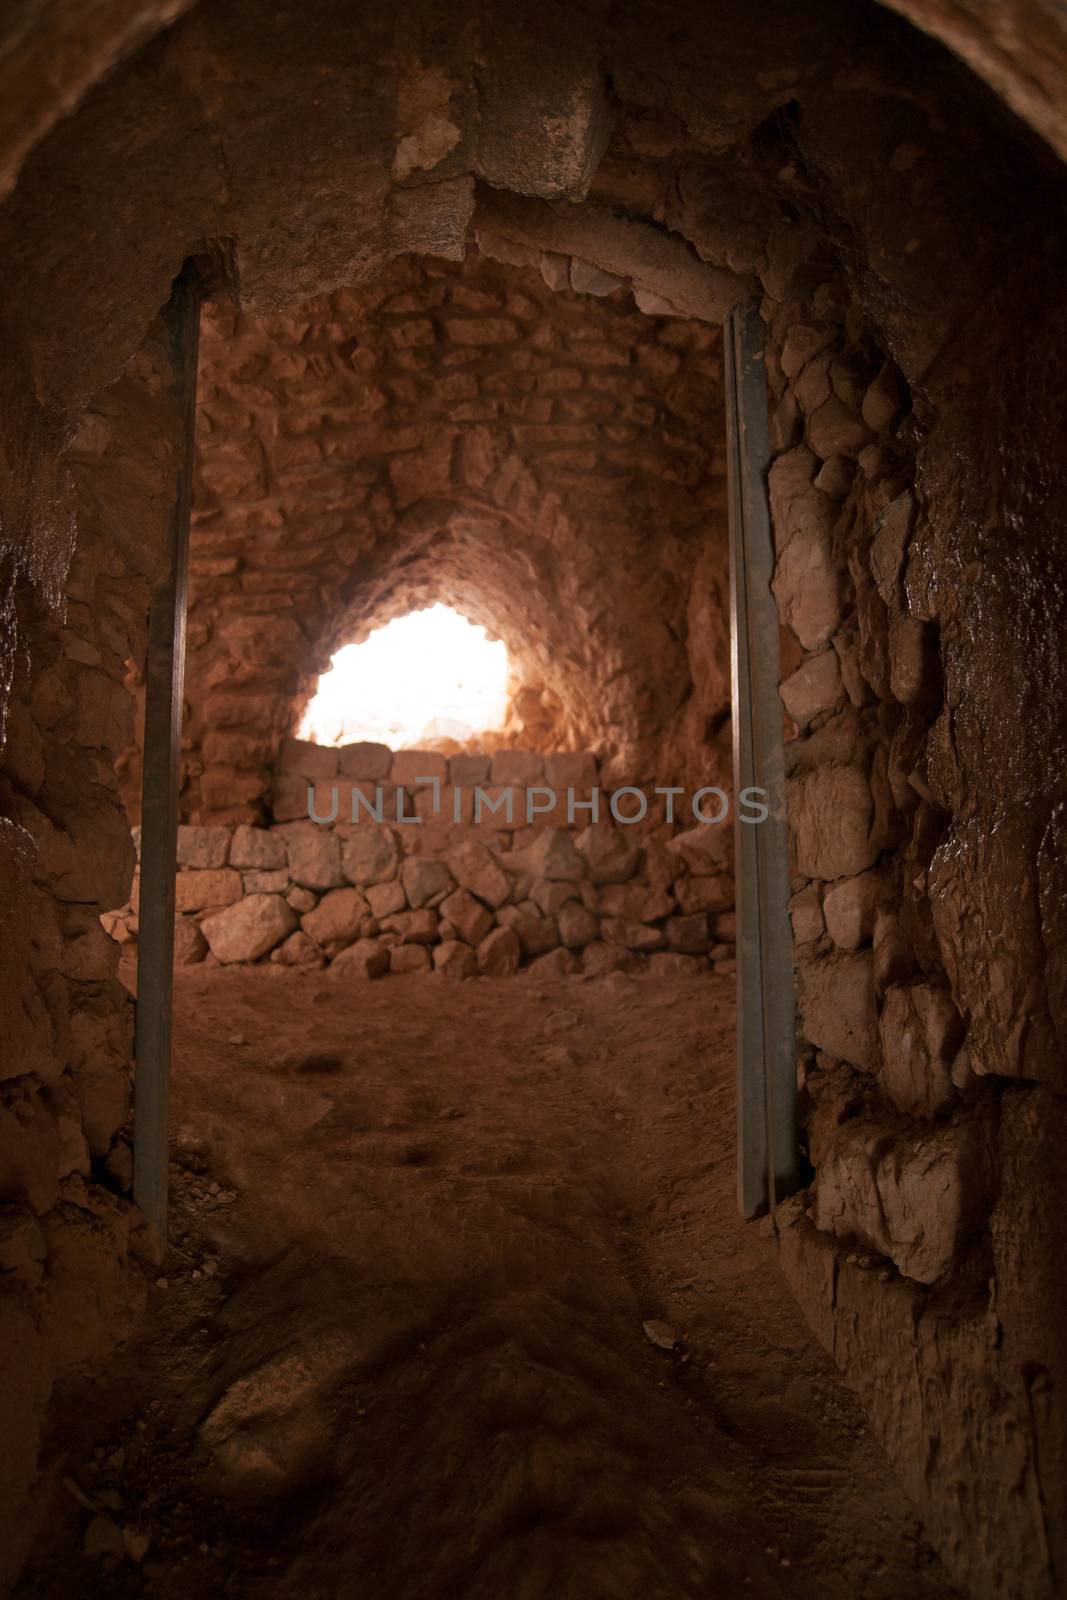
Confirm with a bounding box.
[298,603,509,749]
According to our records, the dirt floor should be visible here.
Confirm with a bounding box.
[17,965,962,1599]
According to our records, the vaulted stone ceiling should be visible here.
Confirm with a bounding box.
[167,249,729,822]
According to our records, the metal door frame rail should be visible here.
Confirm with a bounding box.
[130,280,797,1237]
[133,262,202,1250]
[724,305,800,1220]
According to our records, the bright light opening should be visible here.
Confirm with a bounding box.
[298,604,509,749]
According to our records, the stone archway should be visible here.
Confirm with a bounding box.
[171,247,733,824]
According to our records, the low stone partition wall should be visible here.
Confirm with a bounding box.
[106,797,737,981]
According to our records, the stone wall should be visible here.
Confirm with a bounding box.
[759,264,1067,1595]
[0,323,178,1582]
[151,249,730,826]
[109,738,736,980]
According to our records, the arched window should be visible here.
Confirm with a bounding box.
[297,603,509,748]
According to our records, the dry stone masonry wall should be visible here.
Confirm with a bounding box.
[761,264,1067,1594]
[760,288,967,1279]
[108,739,736,980]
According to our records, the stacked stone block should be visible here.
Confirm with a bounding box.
[107,740,736,981]
[761,280,974,1288]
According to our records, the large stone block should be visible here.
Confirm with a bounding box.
[557,901,599,949]
[330,939,389,980]
[201,895,297,964]
[390,750,447,787]
[401,856,454,908]
[71,1064,130,1159]
[174,916,207,966]
[812,1118,980,1284]
[243,869,289,895]
[822,871,882,950]
[338,741,392,781]
[490,750,543,785]
[278,737,338,780]
[789,883,824,944]
[527,947,579,978]
[666,913,709,954]
[789,766,877,880]
[469,786,515,829]
[648,952,708,979]
[769,447,842,649]
[300,888,372,954]
[284,826,344,891]
[497,909,559,956]
[861,363,909,434]
[796,950,878,1071]
[272,773,312,823]
[665,823,732,876]
[530,878,579,917]
[449,753,491,787]
[476,42,613,202]
[390,944,432,975]
[230,825,287,871]
[61,912,120,981]
[380,909,439,945]
[502,827,583,883]
[270,931,325,968]
[878,984,963,1116]
[780,651,843,729]
[477,925,522,976]
[581,942,638,976]
[641,838,684,890]
[673,875,732,915]
[341,825,400,887]
[175,868,242,913]
[773,528,843,650]
[366,880,405,918]
[806,397,873,460]
[869,491,915,606]
[447,839,510,908]
[889,615,937,706]
[433,940,477,982]
[176,825,231,869]
[439,888,493,946]
[779,323,838,381]
[411,785,471,826]
[574,824,640,884]
[544,751,598,791]
[597,882,673,922]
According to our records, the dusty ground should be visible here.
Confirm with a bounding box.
[18,966,961,1599]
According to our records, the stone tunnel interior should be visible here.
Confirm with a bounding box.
[0,2,1065,1598]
